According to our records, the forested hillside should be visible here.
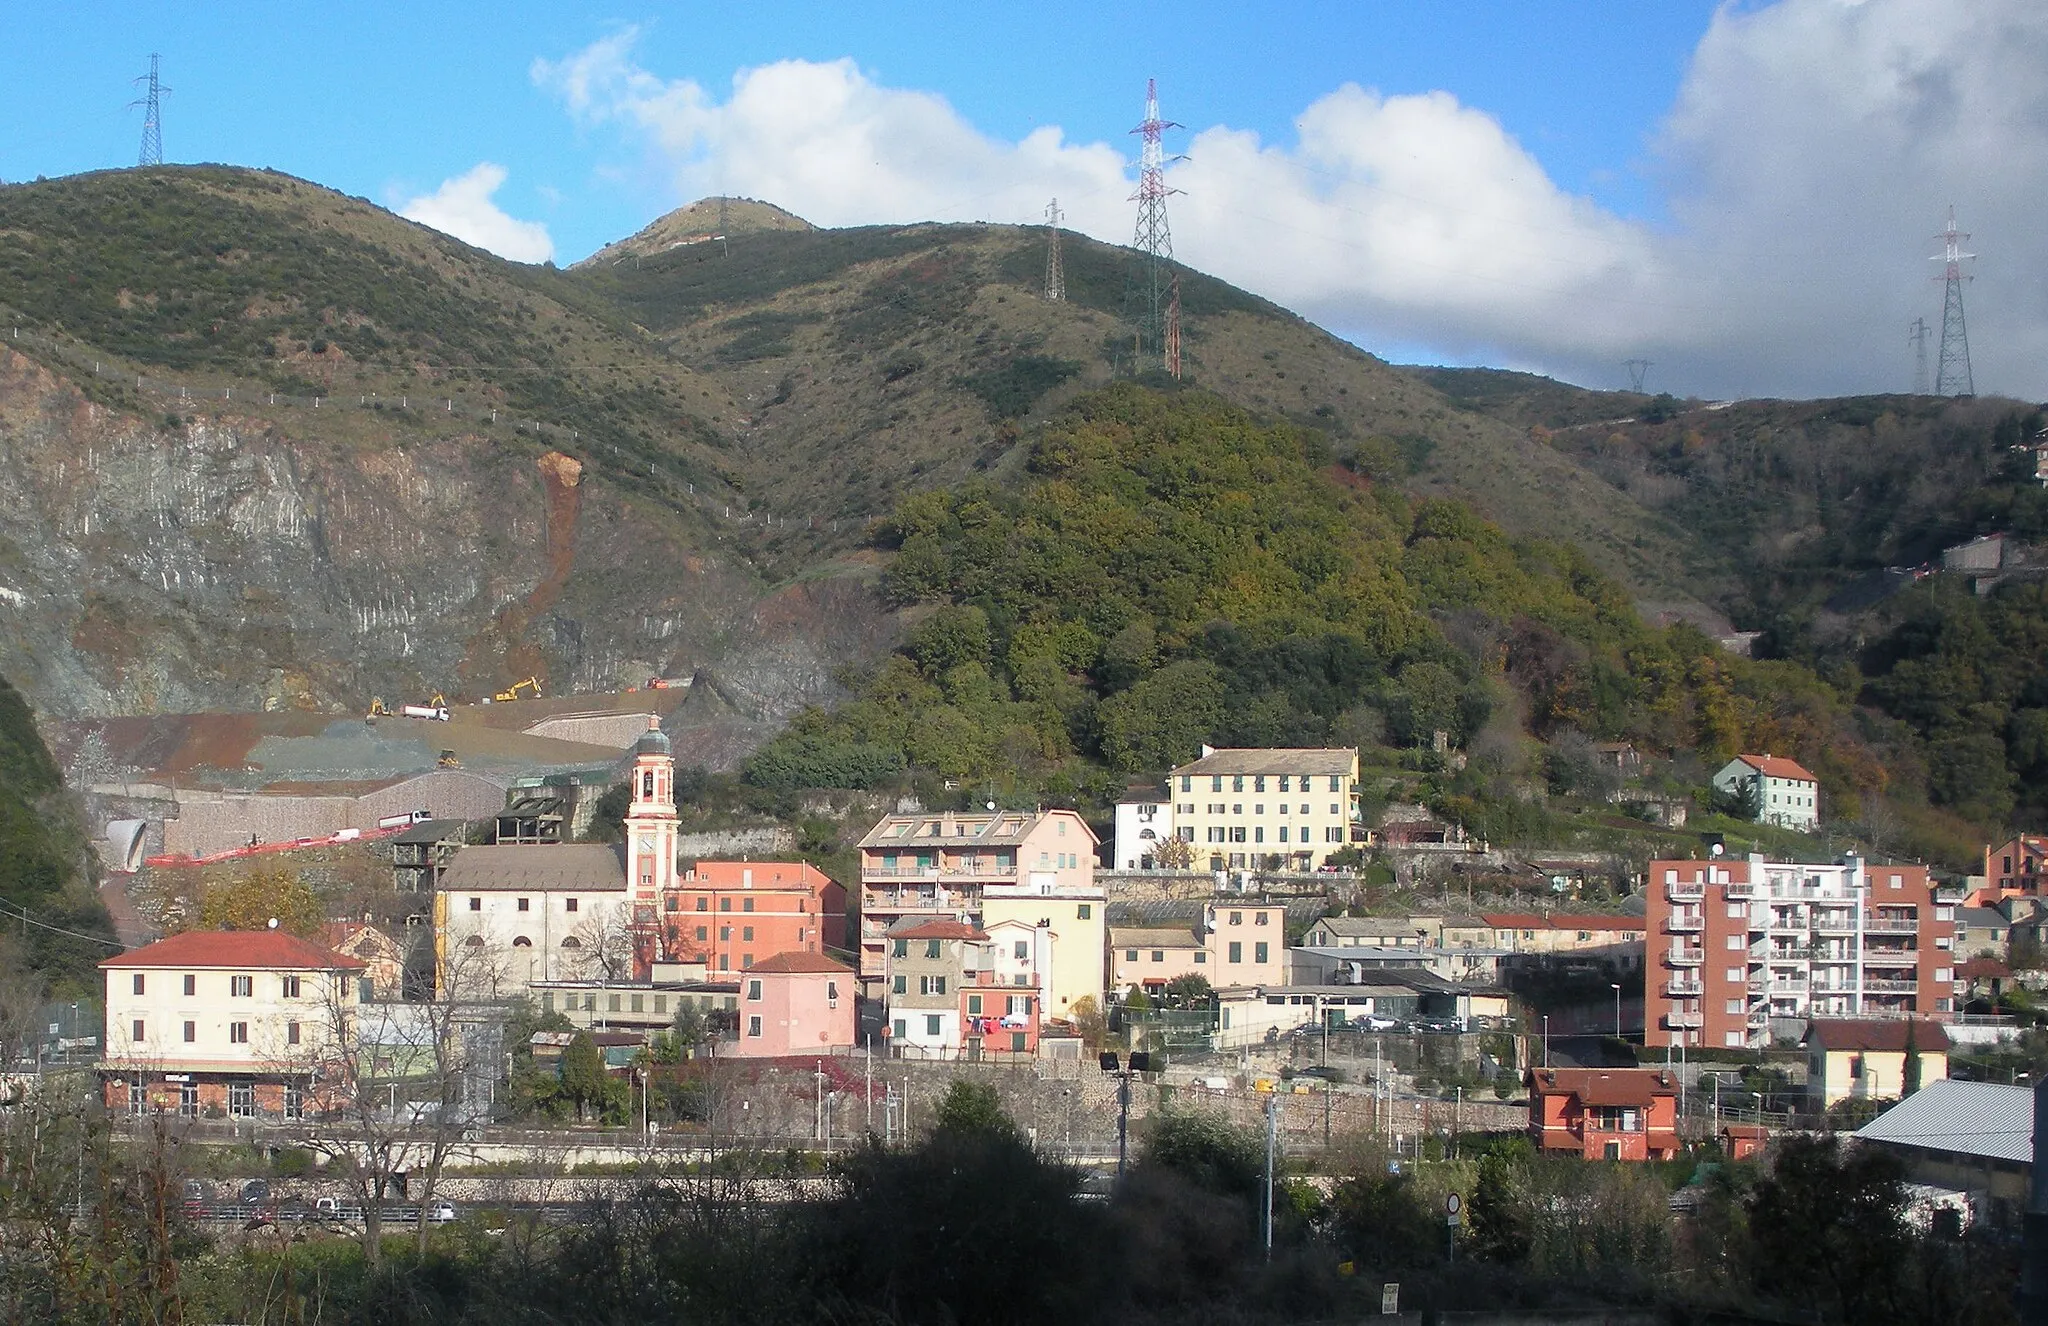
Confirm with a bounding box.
[746,387,1886,843]
[0,674,113,997]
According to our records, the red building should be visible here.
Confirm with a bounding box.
[1643,855,1958,1051]
[660,860,847,974]
[1976,835,2048,904]
[1525,1067,1680,1161]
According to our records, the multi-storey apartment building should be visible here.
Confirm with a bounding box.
[884,920,986,1058]
[99,930,364,1121]
[854,808,1097,989]
[1975,834,2048,904]
[1644,855,1960,1050]
[659,860,847,973]
[1161,747,1361,872]
[1710,754,1821,831]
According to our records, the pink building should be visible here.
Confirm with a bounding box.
[731,950,856,1058]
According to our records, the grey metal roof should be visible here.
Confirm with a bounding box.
[1855,1079,2034,1165]
[1110,927,1201,948]
[437,843,626,892]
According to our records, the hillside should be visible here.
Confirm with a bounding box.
[0,672,114,999]
[0,166,1729,730]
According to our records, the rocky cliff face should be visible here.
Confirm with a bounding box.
[0,346,890,724]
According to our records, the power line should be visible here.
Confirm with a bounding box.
[1123,78,1183,374]
[129,54,169,168]
[0,900,125,950]
[1907,317,1931,395]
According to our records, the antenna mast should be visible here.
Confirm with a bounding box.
[1043,199,1065,302]
[1907,317,1931,395]
[131,54,169,167]
[1124,78,1183,372]
[1624,359,1652,394]
[717,194,730,259]
[1931,206,1975,398]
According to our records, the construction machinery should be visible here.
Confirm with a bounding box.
[494,676,543,703]
[436,749,461,769]
[367,698,391,717]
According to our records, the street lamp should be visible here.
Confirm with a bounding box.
[1098,1051,1151,1180]
[1610,983,1623,1039]
[1541,1015,1550,1068]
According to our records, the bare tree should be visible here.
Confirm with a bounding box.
[299,938,508,1263]
[567,905,637,982]
[0,935,45,1071]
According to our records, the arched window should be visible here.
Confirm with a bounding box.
[643,771,654,797]
[512,936,533,948]
[463,935,485,947]
[560,936,582,949]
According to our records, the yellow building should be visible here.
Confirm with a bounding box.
[1806,1019,1950,1106]
[1167,747,1360,871]
[981,890,1106,1020]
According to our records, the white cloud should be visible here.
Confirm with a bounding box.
[397,163,556,264]
[537,4,2048,399]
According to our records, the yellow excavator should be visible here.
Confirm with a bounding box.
[367,698,390,717]
[493,676,543,703]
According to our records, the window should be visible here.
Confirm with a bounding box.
[1181,776,1191,792]
[747,980,763,1001]
[1725,1031,1745,1047]
[1279,828,1289,843]
[1151,950,1165,963]
[1078,904,1092,920]
[1724,968,1744,982]
[1254,942,1269,964]
[893,939,908,958]
[566,898,579,912]
[696,897,708,912]
[926,940,942,959]
[227,1083,255,1119]
[1228,942,1243,963]
[1012,1032,1028,1052]
[893,1018,907,1039]
[1194,951,1206,964]
[128,1076,147,1116]
[1230,911,1243,925]
[1211,775,1223,791]
[742,926,754,942]
[183,974,195,996]
[925,1015,943,1037]
[284,1086,303,1120]
[131,1019,146,1043]
[287,1021,301,1046]
[609,994,622,1012]
[229,974,252,997]
[468,897,481,911]
[921,975,948,996]
[743,897,755,913]
[230,1022,249,1044]
[748,1015,762,1037]
[517,898,530,912]
[1255,912,1269,926]
[1279,775,1291,792]
[631,994,644,1013]
[696,927,708,941]
[665,895,680,912]
[179,1083,198,1119]
[1849,1054,1864,1079]
[1725,999,1745,1015]
[827,981,839,1006]
[282,974,301,998]
[1254,776,1266,792]
[1727,903,1746,919]
[893,975,907,995]
[720,926,732,942]
[1125,948,1139,961]
[968,994,984,1015]
[1725,935,1745,950]
[182,1021,196,1043]
[655,996,667,1015]
[132,973,146,995]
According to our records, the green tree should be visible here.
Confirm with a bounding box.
[560,1032,609,1122]
[191,866,323,936]
[1098,660,1225,771]
[1161,973,1214,1010]
[1467,1154,1530,1265]
[932,1079,1020,1140]
[1747,1134,1917,1322]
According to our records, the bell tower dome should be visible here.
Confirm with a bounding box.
[624,715,678,904]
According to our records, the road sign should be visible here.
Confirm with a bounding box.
[1445,1192,1461,1215]
[1381,1283,1399,1314]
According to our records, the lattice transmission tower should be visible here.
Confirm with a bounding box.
[131,54,169,167]
[1907,317,1931,395]
[1931,206,1975,398]
[1043,198,1065,301]
[1124,78,1183,373]
[1624,359,1652,393]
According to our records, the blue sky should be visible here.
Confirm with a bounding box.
[6,2,2046,400]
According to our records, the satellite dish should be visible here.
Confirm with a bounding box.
[1710,843,1725,858]
[986,800,996,811]
[267,917,279,929]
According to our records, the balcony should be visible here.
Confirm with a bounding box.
[1666,948,1705,968]
[1665,915,1704,934]
[1768,915,1808,933]
[1812,916,1859,935]
[1667,881,1704,902]
[1665,979,1704,997]
[1748,1008,1772,1026]
[1663,1012,1703,1030]
[1746,977,1769,994]
[1866,919,1918,935]
[1864,978,1918,993]
[1934,884,1968,905]
[1724,880,1756,899]
[862,892,969,914]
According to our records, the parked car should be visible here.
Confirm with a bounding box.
[428,1200,458,1225]
[240,1178,271,1204]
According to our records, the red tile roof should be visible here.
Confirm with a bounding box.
[1804,1018,1950,1053]
[1957,957,2013,981]
[892,920,987,941]
[751,951,854,975]
[1733,754,1819,782]
[685,860,839,891]
[101,929,365,971]
[1528,1068,1676,1108]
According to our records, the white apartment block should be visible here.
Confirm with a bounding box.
[1160,747,1361,872]
[1711,754,1821,832]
